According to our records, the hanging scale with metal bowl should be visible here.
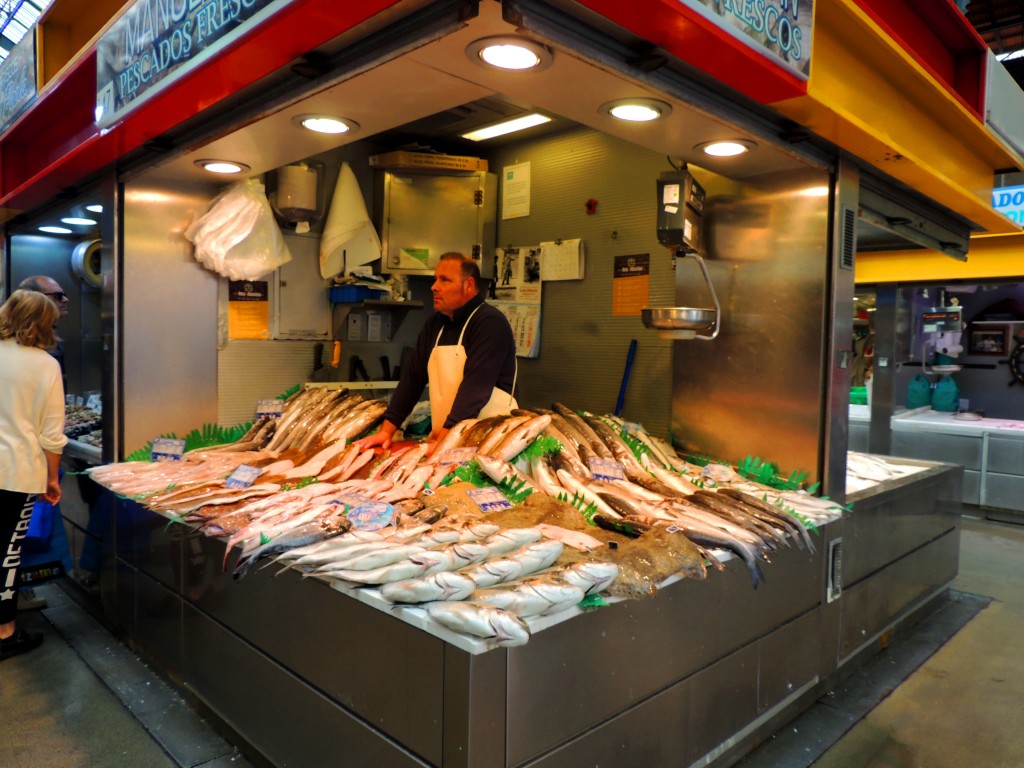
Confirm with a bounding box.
[641,166,720,340]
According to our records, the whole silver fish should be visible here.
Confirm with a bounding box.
[485,414,552,462]
[477,528,544,558]
[472,579,585,617]
[425,601,531,647]
[380,571,477,603]
[554,561,619,596]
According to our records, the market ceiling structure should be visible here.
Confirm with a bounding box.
[0,0,51,60]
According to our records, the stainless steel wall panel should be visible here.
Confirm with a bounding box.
[185,530,445,764]
[984,473,1024,512]
[488,128,677,434]
[891,432,982,470]
[757,609,821,714]
[443,645,507,768]
[505,538,823,767]
[963,469,981,505]
[839,530,960,662]
[181,603,430,768]
[848,422,869,453]
[685,645,760,767]
[134,568,184,682]
[843,464,961,586]
[519,670,695,768]
[986,436,1024,474]
[122,181,219,455]
[672,167,831,484]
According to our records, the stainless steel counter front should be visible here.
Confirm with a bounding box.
[100,463,962,768]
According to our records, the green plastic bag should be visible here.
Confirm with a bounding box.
[932,376,959,412]
[906,374,932,409]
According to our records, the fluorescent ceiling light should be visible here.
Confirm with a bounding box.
[86,204,103,213]
[39,226,72,234]
[195,160,250,174]
[466,36,553,72]
[462,113,552,142]
[698,140,755,157]
[799,186,830,197]
[62,217,97,225]
[601,98,672,122]
[294,115,357,134]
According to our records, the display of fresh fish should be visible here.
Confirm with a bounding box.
[425,602,531,647]
[485,414,552,462]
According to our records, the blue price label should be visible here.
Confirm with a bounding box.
[256,399,285,417]
[150,437,186,462]
[466,487,513,513]
[344,501,395,531]
[225,464,262,489]
[589,458,625,482]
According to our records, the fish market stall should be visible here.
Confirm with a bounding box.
[89,392,961,768]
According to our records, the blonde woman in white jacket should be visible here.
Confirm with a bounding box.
[0,289,66,661]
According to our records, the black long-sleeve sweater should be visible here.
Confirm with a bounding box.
[383,292,516,429]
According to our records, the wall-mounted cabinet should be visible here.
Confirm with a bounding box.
[376,169,496,276]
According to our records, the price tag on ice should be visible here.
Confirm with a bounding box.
[225,464,262,489]
[466,487,513,513]
[589,458,626,482]
[437,447,478,466]
[85,393,103,412]
[150,437,186,462]
[333,495,395,531]
[256,399,284,417]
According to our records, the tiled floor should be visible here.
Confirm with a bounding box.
[1,514,1019,768]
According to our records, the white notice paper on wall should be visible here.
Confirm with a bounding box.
[540,238,585,281]
[502,162,531,220]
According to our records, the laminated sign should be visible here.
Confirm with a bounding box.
[95,0,289,126]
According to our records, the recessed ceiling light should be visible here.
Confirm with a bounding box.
[62,217,97,226]
[293,115,358,134]
[800,186,830,197]
[697,140,756,157]
[461,113,552,142]
[39,226,73,234]
[601,98,672,122]
[86,204,103,213]
[466,36,553,72]
[195,160,250,174]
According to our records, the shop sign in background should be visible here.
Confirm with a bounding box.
[96,0,287,127]
[993,184,1024,223]
[0,34,37,137]
[683,0,812,79]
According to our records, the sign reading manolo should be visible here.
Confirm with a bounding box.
[96,0,287,127]
[683,0,812,80]
[0,33,37,137]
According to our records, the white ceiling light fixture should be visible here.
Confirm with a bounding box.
[39,225,72,234]
[697,140,756,157]
[86,204,103,213]
[462,113,552,142]
[195,159,251,175]
[62,216,97,226]
[601,98,672,122]
[466,36,553,72]
[293,114,358,134]
[799,186,830,197]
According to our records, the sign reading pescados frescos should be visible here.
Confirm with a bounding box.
[95,0,287,127]
[684,0,813,79]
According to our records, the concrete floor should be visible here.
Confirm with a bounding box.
[0,514,1019,768]
[811,514,1024,768]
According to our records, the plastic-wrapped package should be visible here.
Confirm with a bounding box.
[185,179,293,280]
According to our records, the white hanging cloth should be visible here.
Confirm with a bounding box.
[319,162,381,278]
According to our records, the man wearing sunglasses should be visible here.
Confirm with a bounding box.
[18,276,68,378]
